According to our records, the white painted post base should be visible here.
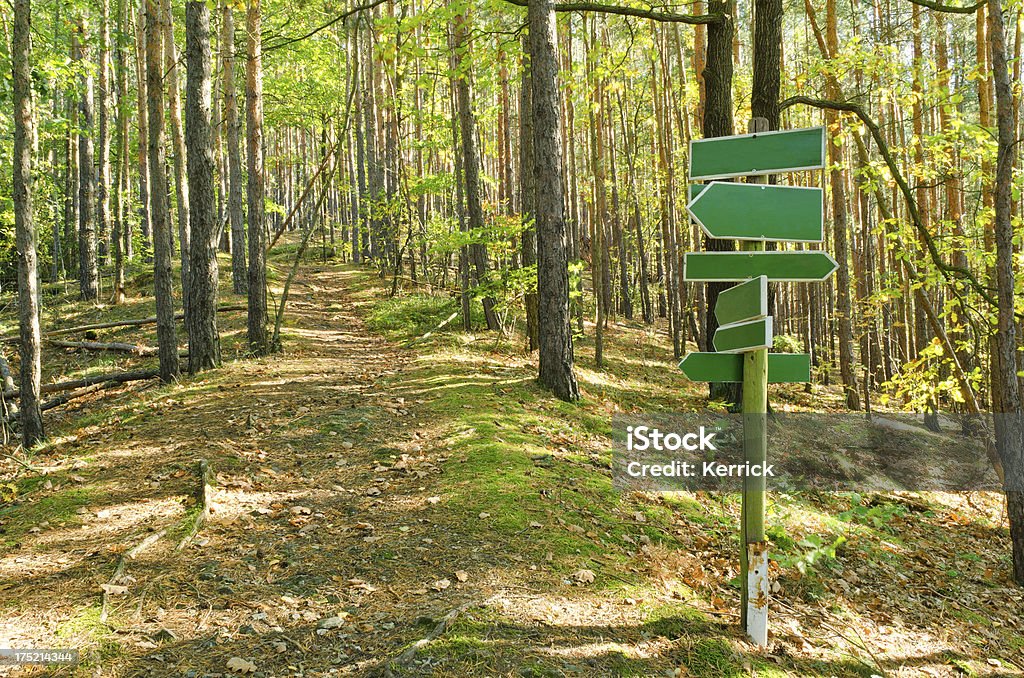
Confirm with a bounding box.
[745,542,769,646]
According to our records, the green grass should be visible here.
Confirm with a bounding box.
[0,486,94,549]
[367,294,462,339]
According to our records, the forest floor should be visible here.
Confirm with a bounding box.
[0,248,1022,677]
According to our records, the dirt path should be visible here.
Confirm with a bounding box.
[1,264,685,677]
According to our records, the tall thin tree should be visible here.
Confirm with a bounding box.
[222,3,247,294]
[185,0,222,371]
[13,0,44,446]
[246,0,269,355]
[146,0,180,382]
[529,0,580,402]
[75,14,100,300]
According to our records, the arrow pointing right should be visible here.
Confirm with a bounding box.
[682,251,839,282]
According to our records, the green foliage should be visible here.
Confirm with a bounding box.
[772,333,804,353]
[367,294,469,339]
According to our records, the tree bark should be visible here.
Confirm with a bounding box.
[222,3,247,294]
[98,0,112,266]
[185,0,222,372]
[13,0,44,446]
[163,0,191,304]
[529,0,580,402]
[246,0,270,355]
[452,9,499,331]
[146,0,180,382]
[134,0,151,250]
[825,0,860,410]
[702,0,738,405]
[986,0,1024,586]
[75,14,100,301]
[520,35,540,352]
[113,0,129,303]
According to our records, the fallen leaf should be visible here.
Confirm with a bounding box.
[454,570,469,582]
[317,614,348,629]
[226,657,257,674]
[431,578,451,591]
[573,569,596,585]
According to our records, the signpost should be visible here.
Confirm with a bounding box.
[679,353,811,384]
[689,126,825,180]
[687,183,823,242]
[714,276,768,326]
[682,251,838,282]
[680,122,832,646]
[713,317,773,354]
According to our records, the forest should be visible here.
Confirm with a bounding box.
[0,0,1023,674]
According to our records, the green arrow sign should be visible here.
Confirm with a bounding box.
[690,127,826,181]
[713,317,773,354]
[715,275,768,326]
[682,251,838,282]
[688,183,823,242]
[679,353,811,383]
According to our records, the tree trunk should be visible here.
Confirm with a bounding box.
[98,0,112,267]
[246,0,269,355]
[825,0,860,410]
[702,0,738,406]
[520,35,539,352]
[185,0,222,372]
[222,3,247,294]
[452,9,499,331]
[986,0,1024,586]
[113,0,129,303]
[75,14,100,301]
[13,0,44,446]
[163,0,191,306]
[134,0,151,251]
[146,0,180,382]
[529,0,580,402]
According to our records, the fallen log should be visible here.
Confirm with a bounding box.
[0,304,247,344]
[49,340,160,356]
[3,368,159,400]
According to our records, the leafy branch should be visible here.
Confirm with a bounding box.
[779,95,1001,311]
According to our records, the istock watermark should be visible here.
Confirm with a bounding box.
[612,412,1019,492]
[624,425,718,452]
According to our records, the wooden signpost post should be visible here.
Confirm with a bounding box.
[680,123,831,646]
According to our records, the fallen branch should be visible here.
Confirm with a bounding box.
[0,352,18,431]
[49,340,159,356]
[100,527,168,623]
[380,603,474,677]
[3,369,159,401]
[175,459,214,551]
[402,311,459,348]
[0,304,247,344]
